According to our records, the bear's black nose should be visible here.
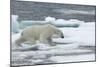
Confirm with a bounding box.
[61,35,64,38]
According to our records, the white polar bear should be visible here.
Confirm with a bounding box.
[15,24,64,46]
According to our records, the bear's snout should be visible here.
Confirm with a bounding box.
[61,35,64,38]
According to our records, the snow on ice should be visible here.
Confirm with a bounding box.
[11,18,95,66]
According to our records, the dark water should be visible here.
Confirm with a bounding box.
[11,0,96,22]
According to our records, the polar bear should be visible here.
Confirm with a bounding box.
[15,24,64,46]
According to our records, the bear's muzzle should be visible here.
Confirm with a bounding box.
[61,35,64,38]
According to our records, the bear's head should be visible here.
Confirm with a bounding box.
[54,29,64,38]
[46,24,64,38]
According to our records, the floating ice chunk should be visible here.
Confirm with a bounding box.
[68,19,84,24]
[55,19,67,25]
[21,21,47,24]
[11,15,19,33]
[45,16,56,22]
[55,19,83,25]
[51,19,84,27]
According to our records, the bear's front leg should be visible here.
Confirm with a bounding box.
[15,37,26,47]
[39,37,49,44]
[47,38,56,46]
[39,36,56,46]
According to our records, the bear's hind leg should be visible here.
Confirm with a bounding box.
[15,37,26,47]
[48,38,56,46]
[25,39,36,45]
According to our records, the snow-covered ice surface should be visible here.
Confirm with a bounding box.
[11,22,95,66]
